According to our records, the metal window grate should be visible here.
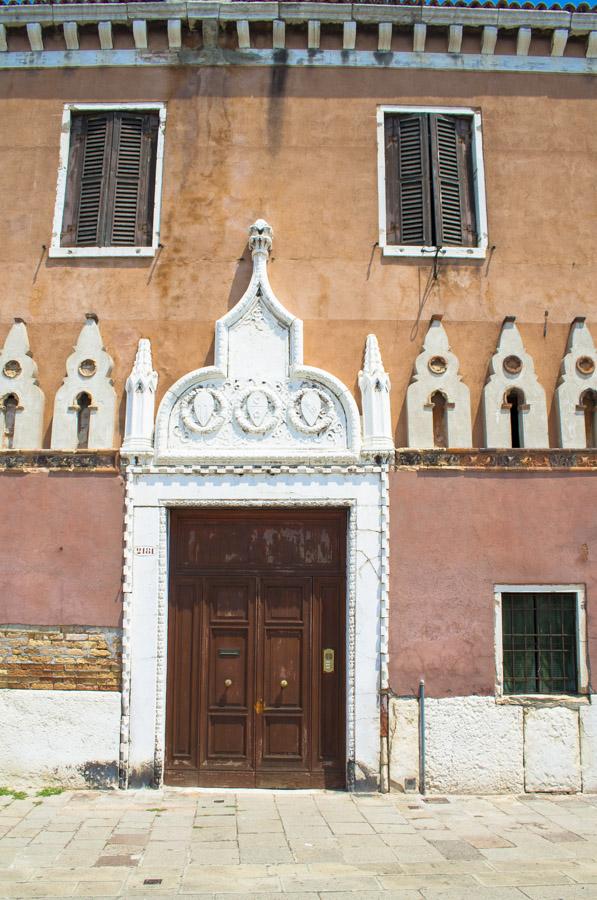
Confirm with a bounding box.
[502,592,578,695]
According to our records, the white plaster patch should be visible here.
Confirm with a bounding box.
[425,696,524,793]
[580,699,597,791]
[0,690,120,789]
[388,697,419,791]
[524,705,581,793]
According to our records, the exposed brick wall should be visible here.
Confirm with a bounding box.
[0,626,122,691]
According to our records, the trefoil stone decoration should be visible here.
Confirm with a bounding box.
[405,316,472,449]
[154,219,361,464]
[122,338,159,455]
[0,318,45,450]
[51,314,117,450]
[556,317,597,449]
[358,335,394,454]
[482,316,548,449]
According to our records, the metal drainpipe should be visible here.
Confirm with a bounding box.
[419,679,426,795]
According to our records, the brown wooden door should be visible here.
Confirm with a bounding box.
[165,510,346,789]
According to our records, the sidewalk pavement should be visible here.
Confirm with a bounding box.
[1,787,597,898]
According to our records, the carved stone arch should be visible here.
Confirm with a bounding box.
[51,314,116,450]
[154,220,361,464]
[556,318,597,449]
[406,316,472,449]
[482,317,548,449]
[0,319,45,449]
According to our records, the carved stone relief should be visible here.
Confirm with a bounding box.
[154,220,360,463]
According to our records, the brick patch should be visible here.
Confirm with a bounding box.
[0,625,122,691]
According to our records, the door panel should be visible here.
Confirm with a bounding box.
[201,577,255,772]
[165,510,346,788]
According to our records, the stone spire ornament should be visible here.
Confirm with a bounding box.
[358,334,394,454]
[556,317,597,448]
[406,316,472,448]
[122,338,159,455]
[0,318,45,449]
[51,314,116,450]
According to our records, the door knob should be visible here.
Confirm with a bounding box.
[280,679,288,688]
[224,679,232,688]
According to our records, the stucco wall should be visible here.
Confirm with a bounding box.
[389,469,597,698]
[0,67,594,446]
[0,472,124,626]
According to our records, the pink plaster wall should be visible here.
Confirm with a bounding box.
[389,470,597,698]
[0,472,124,626]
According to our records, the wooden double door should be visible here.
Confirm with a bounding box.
[165,509,346,788]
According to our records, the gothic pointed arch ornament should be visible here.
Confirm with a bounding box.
[154,220,360,465]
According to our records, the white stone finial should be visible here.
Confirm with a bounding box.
[51,315,117,450]
[406,317,472,448]
[248,219,273,259]
[556,318,597,448]
[358,334,394,454]
[0,319,45,449]
[482,317,548,448]
[122,338,158,455]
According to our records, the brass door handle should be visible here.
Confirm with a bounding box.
[280,679,288,688]
[224,679,232,688]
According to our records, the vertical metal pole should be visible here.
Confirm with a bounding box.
[419,679,426,795]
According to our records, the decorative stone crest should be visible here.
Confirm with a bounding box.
[0,318,45,449]
[154,220,360,464]
[482,316,548,448]
[556,317,597,448]
[51,314,116,450]
[406,317,472,449]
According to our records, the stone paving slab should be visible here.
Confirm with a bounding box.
[1,790,597,897]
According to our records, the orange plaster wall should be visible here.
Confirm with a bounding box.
[0,472,124,626]
[388,469,597,699]
[0,66,595,446]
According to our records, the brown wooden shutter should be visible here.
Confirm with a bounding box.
[61,113,112,247]
[61,110,158,249]
[107,112,158,247]
[385,114,432,247]
[429,114,476,247]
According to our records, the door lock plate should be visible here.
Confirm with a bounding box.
[323,648,335,673]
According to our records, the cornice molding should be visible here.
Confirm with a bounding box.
[0,3,595,73]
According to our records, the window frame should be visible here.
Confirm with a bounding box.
[494,584,589,701]
[376,105,488,260]
[49,102,167,259]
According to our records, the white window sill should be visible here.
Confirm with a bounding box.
[49,246,156,259]
[381,243,486,260]
[496,694,589,708]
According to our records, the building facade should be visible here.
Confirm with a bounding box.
[0,0,596,794]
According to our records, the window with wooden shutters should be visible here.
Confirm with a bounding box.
[61,110,159,249]
[379,107,487,258]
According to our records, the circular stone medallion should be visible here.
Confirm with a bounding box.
[78,358,97,378]
[3,360,21,379]
[503,355,523,376]
[576,355,595,377]
[428,355,448,375]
